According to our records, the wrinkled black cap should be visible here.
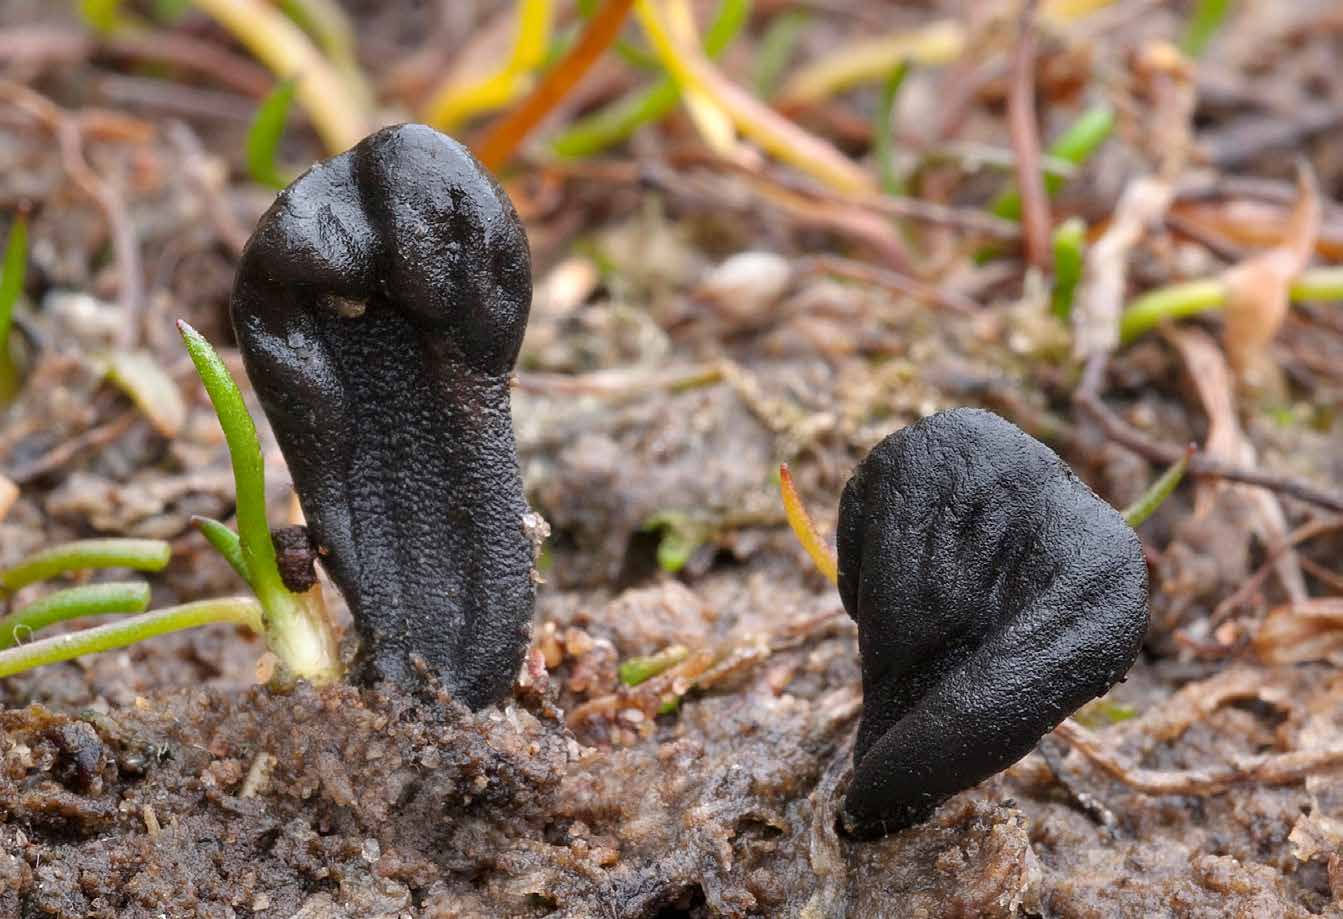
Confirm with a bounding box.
[231,124,535,710]
[836,408,1148,837]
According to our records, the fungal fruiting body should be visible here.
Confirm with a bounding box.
[836,408,1149,837]
[231,124,535,710]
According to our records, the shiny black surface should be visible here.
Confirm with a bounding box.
[836,408,1149,837]
[231,124,534,709]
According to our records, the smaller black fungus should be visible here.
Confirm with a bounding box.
[836,408,1149,838]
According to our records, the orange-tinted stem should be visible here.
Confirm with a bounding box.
[778,463,838,585]
[474,0,638,171]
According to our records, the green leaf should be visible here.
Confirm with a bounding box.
[152,0,192,22]
[1,539,171,593]
[618,645,689,686]
[873,60,910,196]
[0,597,263,678]
[245,79,298,190]
[192,515,251,585]
[1182,0,1231,57]
[77,0,125,33]
[178,321,340,684]
[753,10,807,99]
[0,211,28,404]
[177,322,282,596]
[0,582,151,650]
[990,104,1116,221]
[1074,698,1139,728]
[1123,448,1192,529]
[642,511,708,574]
[1050,217,1086,319]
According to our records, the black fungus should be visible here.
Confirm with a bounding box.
[835,408,1149,838]
[230,124,535,710]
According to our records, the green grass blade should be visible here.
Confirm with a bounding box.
[0,212,27,353]
[1050,216,1086,318]
[1182,0,1231,57]
[0,597,262,678]
[177,322,281,589]
[1118,279,1228,344]
[0,211,27,404]
[0,582,152,650]
[1123,447,1193,528]
[1,538,171,592]
[753,10,807,99]
[192,515,251,585]
[990,104,1115,220]
[245,78,298,190]
[77,0,125,33]
[549,0,750,158]
[619,644,689,686]
[177,321,340,683]
[873,60,910,196]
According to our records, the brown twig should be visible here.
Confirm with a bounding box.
[1037,735,1117,829]
[514,363,723,398]
[1074,355,1343,513]
[1053,719,1343,796]
[800,254,978,314]
[1210,517,1343,625]
[1006,0,1050,270]
[9,411,139,485]
[0,27,272,99]
[102,30,273,98]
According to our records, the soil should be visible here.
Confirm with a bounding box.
[4,1,1343,917]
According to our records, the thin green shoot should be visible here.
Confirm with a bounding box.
[1123,445,1194,528]
[0,597,262,678]
[990,104,1116,221]
[642,511,708,574]
[1074,697,1138,728]
[873,60,910,196]
[1182,0,1231,57]
[752,10,807,99]
[192,515,250,583]
[619,644,689,686]
[0,582,151,650]
[152,0,192,23]
[0,538,171,593]
[549,0,750,158]
[77,0,126,33]
[1118,266,1343,344]
[245,78,298,190]
[1282,265,1343,301]
[0,210,29,404]
[178,320,340,683]
[1050,216,1086,319]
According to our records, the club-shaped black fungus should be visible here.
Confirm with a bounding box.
[230,123,535,710]
[835,408,1149,838]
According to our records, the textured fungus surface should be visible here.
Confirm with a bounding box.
[230,123,535,709]
[836,408,1150,837]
